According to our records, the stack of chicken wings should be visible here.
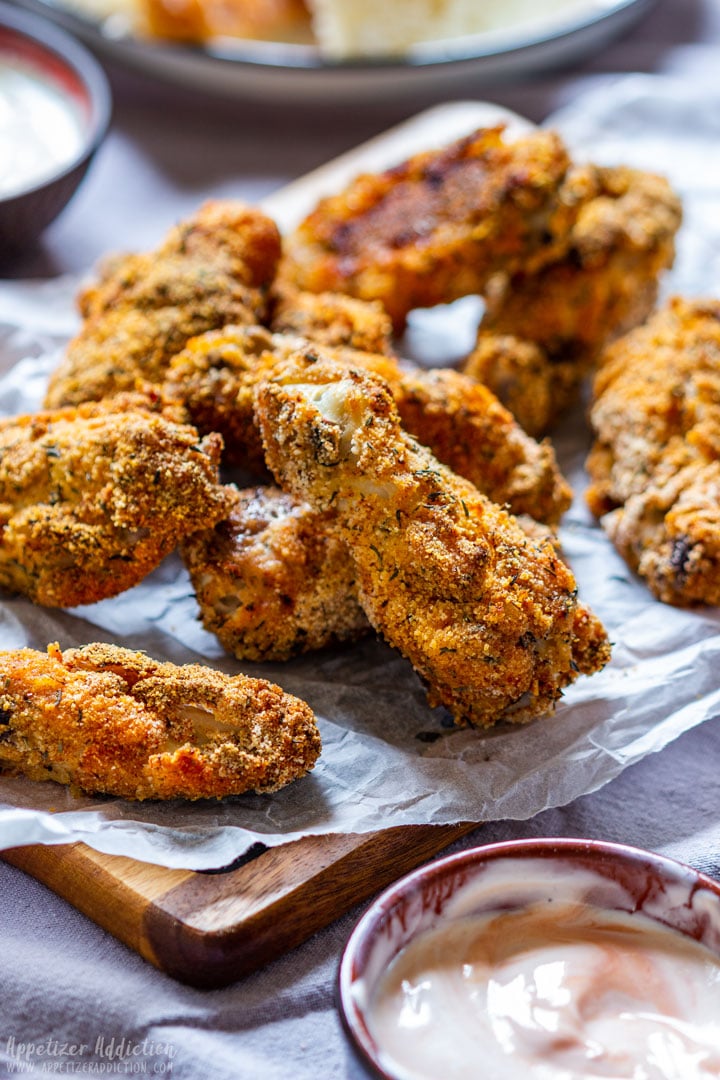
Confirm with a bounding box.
[0,120,690,802]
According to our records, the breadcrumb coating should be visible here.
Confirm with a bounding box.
[270,288,395,356]
[164,325,571,522]
[268,295,572,519]
[44,201,282,409]
[587,297,720,605]
[181,487,578,665]
[464,166,682,434]
[181,485,369,661]
[279,126,598,330]
[0,404,232,607]
[254,353,610,728]
[391,364,571,525]
[0,643,321,799]
[162,324,278,472]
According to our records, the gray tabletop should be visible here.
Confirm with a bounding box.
[2,2,720,1077]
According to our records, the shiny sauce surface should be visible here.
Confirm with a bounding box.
[368,900,720,1079]
[0,54,85,198]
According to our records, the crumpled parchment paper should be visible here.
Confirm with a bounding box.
[0,75,718,870]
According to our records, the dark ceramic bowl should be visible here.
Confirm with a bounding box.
[338,837,720,1079]
[0,1,111,253]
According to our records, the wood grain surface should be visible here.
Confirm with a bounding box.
[2,823,475,987]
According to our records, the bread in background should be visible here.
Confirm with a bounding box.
[305,0,579,59]
[61,0,580,54]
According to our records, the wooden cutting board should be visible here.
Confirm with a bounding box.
[2,824,475,987]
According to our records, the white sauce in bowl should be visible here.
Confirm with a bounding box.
[0,55,85,198]
[368,900,720,1079]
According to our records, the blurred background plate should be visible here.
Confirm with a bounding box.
[12,0,656,102]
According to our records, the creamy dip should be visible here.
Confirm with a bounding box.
[368,899,720,1079]
[0,55,85,198]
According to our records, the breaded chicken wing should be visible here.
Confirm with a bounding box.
[181,485,370,661]
[254,354,610,728]
[163,324,408,471]
[0,403,232,607]
[181,484,567,665]
[0,643,320,799]
[270,288,395,356]
[162,324,278,474]
[163,326,571,523]
[464,166,682,434]
[45,201,282,409]
[279,126,598,330]
[587,297,720,605]
[268,294,572,519]
[390,364,571,525]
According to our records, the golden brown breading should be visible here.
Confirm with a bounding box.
[0,404,232,608]
[0,643,320,800]
[44,201,282,409]
[79,199,282,317]
[181,485,370,661]
[269,299,573,519]
[162,324,278,473]
[390,364,571,525]
[464,166,682,434]
[254,353,610,728]
[163,325,404,470]
[279,126,598,330]
[163,325,571,523]
[463,333,576,439]
[270,288,395,356]
[586,297,720,606]
[180,486,568,665]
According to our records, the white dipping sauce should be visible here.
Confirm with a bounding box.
[0,55,85,198]
[368,898,720,1079]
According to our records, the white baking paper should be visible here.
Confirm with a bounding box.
[0,77,719,870]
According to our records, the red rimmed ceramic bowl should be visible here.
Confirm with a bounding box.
[0,1,111,253]
[338,837,720,1079]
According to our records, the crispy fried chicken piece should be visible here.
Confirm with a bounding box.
[464,166,682,434]
[587,297,720,606]
[181,485,370,661]
[163,325,571,523]
[254,353,609,728]
[0,643,320,799]
[270,288,395,356]
[279,126,598,330]
[391,364,571,525]
[182,486,566,665]
[162,325,277,474]
[0,403,232,608]
[269,293,572,519]
[464,333,575,439]
[44,201,282,409]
